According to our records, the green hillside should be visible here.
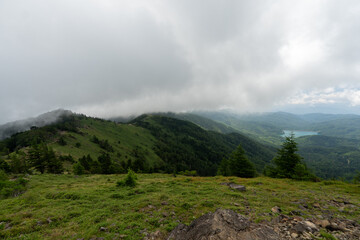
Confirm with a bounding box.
[154,112,239,134]
[0,113,275,176]
[310,117,360,140]
[193,111,360,180]
[297,135,360,180]
[130,114,275,175]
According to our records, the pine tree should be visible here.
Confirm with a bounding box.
[266,134,316,180]
[228,145,256,178]
[273,134,302,178]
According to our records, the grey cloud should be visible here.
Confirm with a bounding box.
[1,0,360,123]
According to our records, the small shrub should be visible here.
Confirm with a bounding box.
[319,230,337,240]
[110,193,125,199]
[57,137,67,146]
[181,202,192,210]
[0,170,8,181]
[201,200,215,208]
[178,170,197,176]
[0,174,28,199]
[117,169,137,187]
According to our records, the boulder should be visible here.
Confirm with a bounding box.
[167,209,279,240]
[229,183,246,192]
[220,182,246,191]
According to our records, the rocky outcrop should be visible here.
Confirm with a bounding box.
[167,209,360,240]
[167,209,279,240]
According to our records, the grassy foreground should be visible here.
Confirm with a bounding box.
[0,174,359,239]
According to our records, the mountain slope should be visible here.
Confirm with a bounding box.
[0,113,276,176]
[297,135,360,180]
[0,109,73,140]
[131,115,276,175]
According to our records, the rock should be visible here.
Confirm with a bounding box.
[167,209,279,240]
[234,202,240,207]
[293,216,304,222]
[99,227,108,232]
[229,183,246,191]
[289,210,303,216]
[315,219,330,228]
[161,201,169,205]
[327,222,348,232]
[220,182,246,191]
[271,206,282,214]
[304,221,318,231]
[291,232,299,238]
[313,203,321,208]
[292,221,318,234]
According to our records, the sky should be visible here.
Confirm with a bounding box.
[1,0,360,124]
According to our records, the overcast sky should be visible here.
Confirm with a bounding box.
[1,0,360,124]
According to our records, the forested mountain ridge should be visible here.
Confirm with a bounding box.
[0,113,275,176]
[2,110,360,180]
[192,111,360,180]
[130,114,275,175]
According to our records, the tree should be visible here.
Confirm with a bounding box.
[45,147,63,174]
[265,134,315,180]
[0,157,10,173]
[217,158,230,176]
[273,134,302,178]
[27,143,63,174]
[73,162,85,175]
[98,151,112,174]
[27,144,45,174]
[226,145,256,178]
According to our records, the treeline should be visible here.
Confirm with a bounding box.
[0,143,71,174]
[73,146,164,175]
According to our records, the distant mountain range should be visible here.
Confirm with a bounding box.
[1,109,360,180]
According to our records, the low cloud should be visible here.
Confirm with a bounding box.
[1,0,360,123]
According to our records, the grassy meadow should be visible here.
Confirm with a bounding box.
[0,174,359,239]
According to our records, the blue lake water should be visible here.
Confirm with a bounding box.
[282,130,319,138]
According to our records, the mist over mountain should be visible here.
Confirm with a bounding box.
[0,109,73,140]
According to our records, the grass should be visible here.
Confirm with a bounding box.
[49,118,164,170]
[0,174,359,239]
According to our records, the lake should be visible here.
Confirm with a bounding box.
[282,130,319,138]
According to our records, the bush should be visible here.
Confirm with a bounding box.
[117,169,137,187]
[0,172,28,199]
[353,171,360,184]
[73,162,85,175]
[0,170,8,181]
[178,170,197,176]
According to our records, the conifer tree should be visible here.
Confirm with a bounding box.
[265,134,316,180]
[228,145,256,178]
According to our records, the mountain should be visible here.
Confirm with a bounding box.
[193,111,360,180]
[0,109,73,140]
[297,135,360,180]
[130,114,275,175]
[0,113,275,176]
